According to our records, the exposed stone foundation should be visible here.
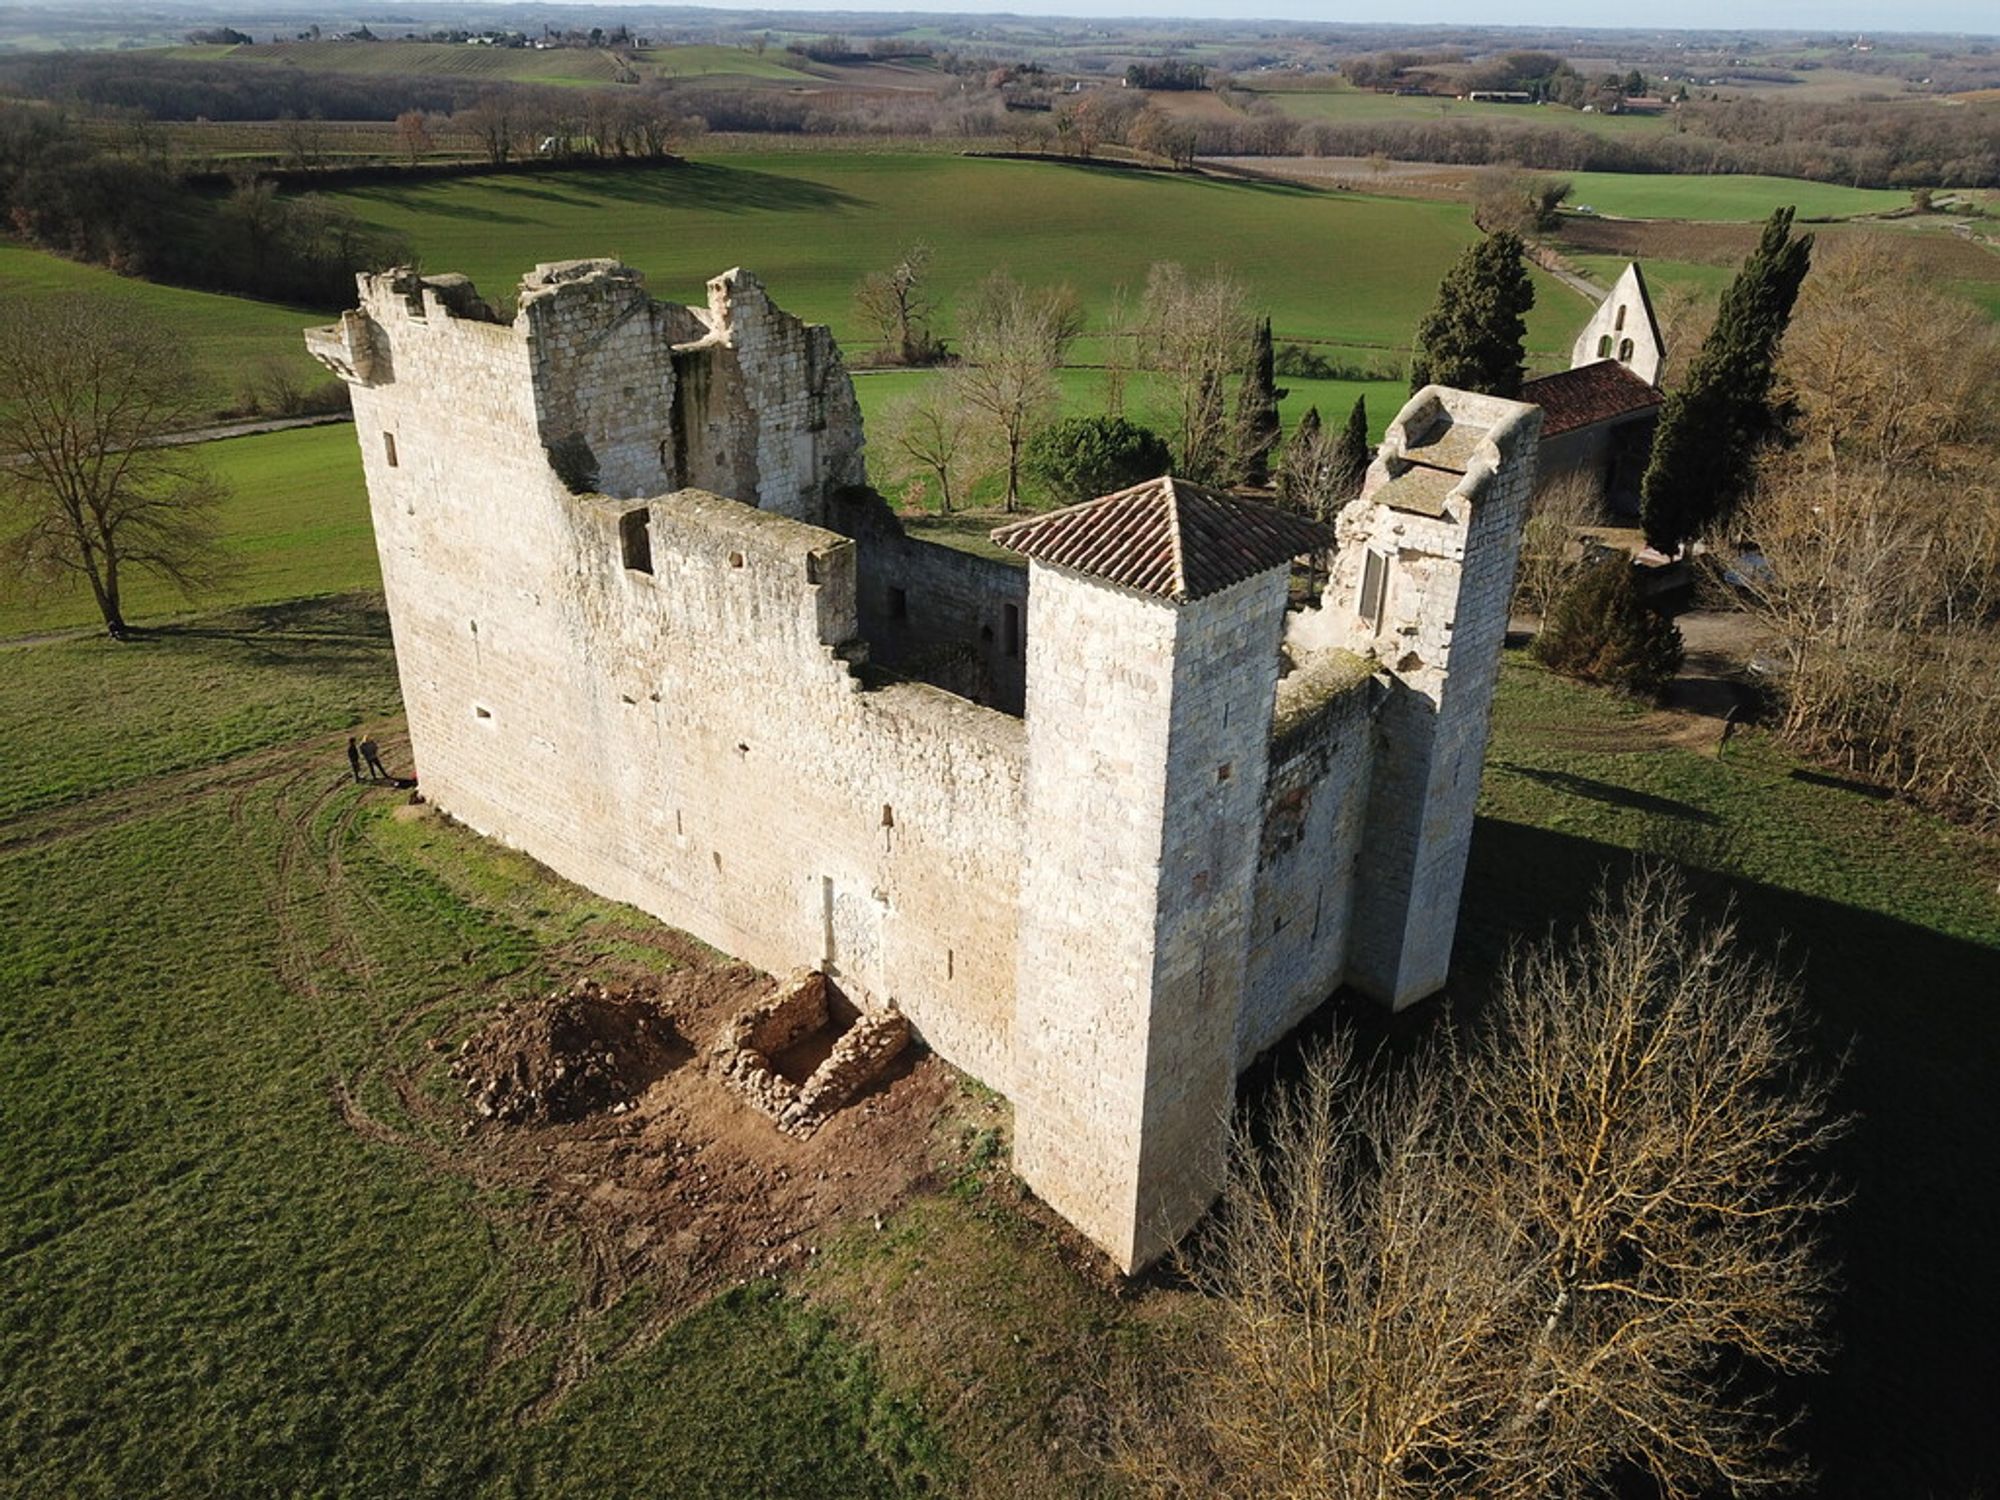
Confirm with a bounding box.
[713,970,911,1136]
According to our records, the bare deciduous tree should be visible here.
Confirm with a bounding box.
[853,243,941,366]
[955,270,1084,511]
[1511,469,1603,618]
[0,297,233,639]
[1136,262,1252,484]
[1724,250,2000,824]
[395,109,433,166]
[1112,866,1845,1500]
[875,380,992,515]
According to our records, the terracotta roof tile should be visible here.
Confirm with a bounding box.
[989,476,1332,604]
[1521,359,1661,438]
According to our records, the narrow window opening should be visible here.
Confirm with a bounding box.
[946,948,955,981]
[1618,338,1635,363]
[1002,602,1021,658]
[1216,762,1233,784]
[382,432,398,467]
[675,809,684,836]
[620,508,653,574]
[888,585,909,621]
[805,552,823,585]
[1359,549,1388,630]
[1596,334,1613,359]
[1614,304,1627,331]
[712,850,723,871]
[880,803,895,828]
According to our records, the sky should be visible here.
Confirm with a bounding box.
[639,0,1997,37]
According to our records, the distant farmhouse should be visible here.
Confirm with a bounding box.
[306,255,1662,1270]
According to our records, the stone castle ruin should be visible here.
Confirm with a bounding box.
[309,259,1541,1272]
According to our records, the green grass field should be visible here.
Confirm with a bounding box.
[157,39,814,87]
[0,243,325,416]
[1561,172,1908,220]
[0,425,381,640]
[4,599,1994,1495]
[324,153,1582,360]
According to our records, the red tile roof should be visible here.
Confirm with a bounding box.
[1521,359,1661,438]
[990,476,1333,604]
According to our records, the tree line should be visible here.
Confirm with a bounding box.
[1182,102,1999,190]
[0,105,406,307]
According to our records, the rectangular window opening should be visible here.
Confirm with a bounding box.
[382,432,398,468]
[620,508,653,574]
[1359,549,1388,631]
[1002,602,1021,658]
[888,585,909,621]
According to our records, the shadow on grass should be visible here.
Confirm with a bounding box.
[137,594,391,670]
[1488,761,1721,823]
[1237,815,1999,1494]
[1460,819,1997,1498]
[342,160,864,220]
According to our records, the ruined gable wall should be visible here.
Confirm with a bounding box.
[682,270,867,524]
[520,262,703,500]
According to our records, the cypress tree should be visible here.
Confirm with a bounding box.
[1234,316,1284,486]
[1532,554,1684,699]
[1408,231,1536,399]
[1639,206,1813,554]
[1333,395,1371,497]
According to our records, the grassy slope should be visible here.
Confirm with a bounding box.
[0,600,964,1499]
[2,602,1994,1494]
[0,242,325,415]
[324,153,1581,362]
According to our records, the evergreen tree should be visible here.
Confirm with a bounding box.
[1639,206,1813,554]
[1408,231,1536,399]
[1532,554,1684,698]
[1333,395,1370,497]
[1233,316,1284,486]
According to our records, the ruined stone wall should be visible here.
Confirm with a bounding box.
[858,535,1029,716]
[1241,655,1377,1067]
[312,264,1019,1096]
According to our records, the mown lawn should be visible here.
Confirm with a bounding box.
[323,153,1582,362]
[3,591,1995,1495]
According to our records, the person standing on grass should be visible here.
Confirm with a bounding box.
[347,737,363,783]
[359,736,387,782]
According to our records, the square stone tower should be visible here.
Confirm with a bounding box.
[994,479,1332,1271]
[1294,387,1542,1008]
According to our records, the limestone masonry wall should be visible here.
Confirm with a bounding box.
[311,260,1535,1273]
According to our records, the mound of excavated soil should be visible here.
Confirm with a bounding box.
[452,979,682,1125]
